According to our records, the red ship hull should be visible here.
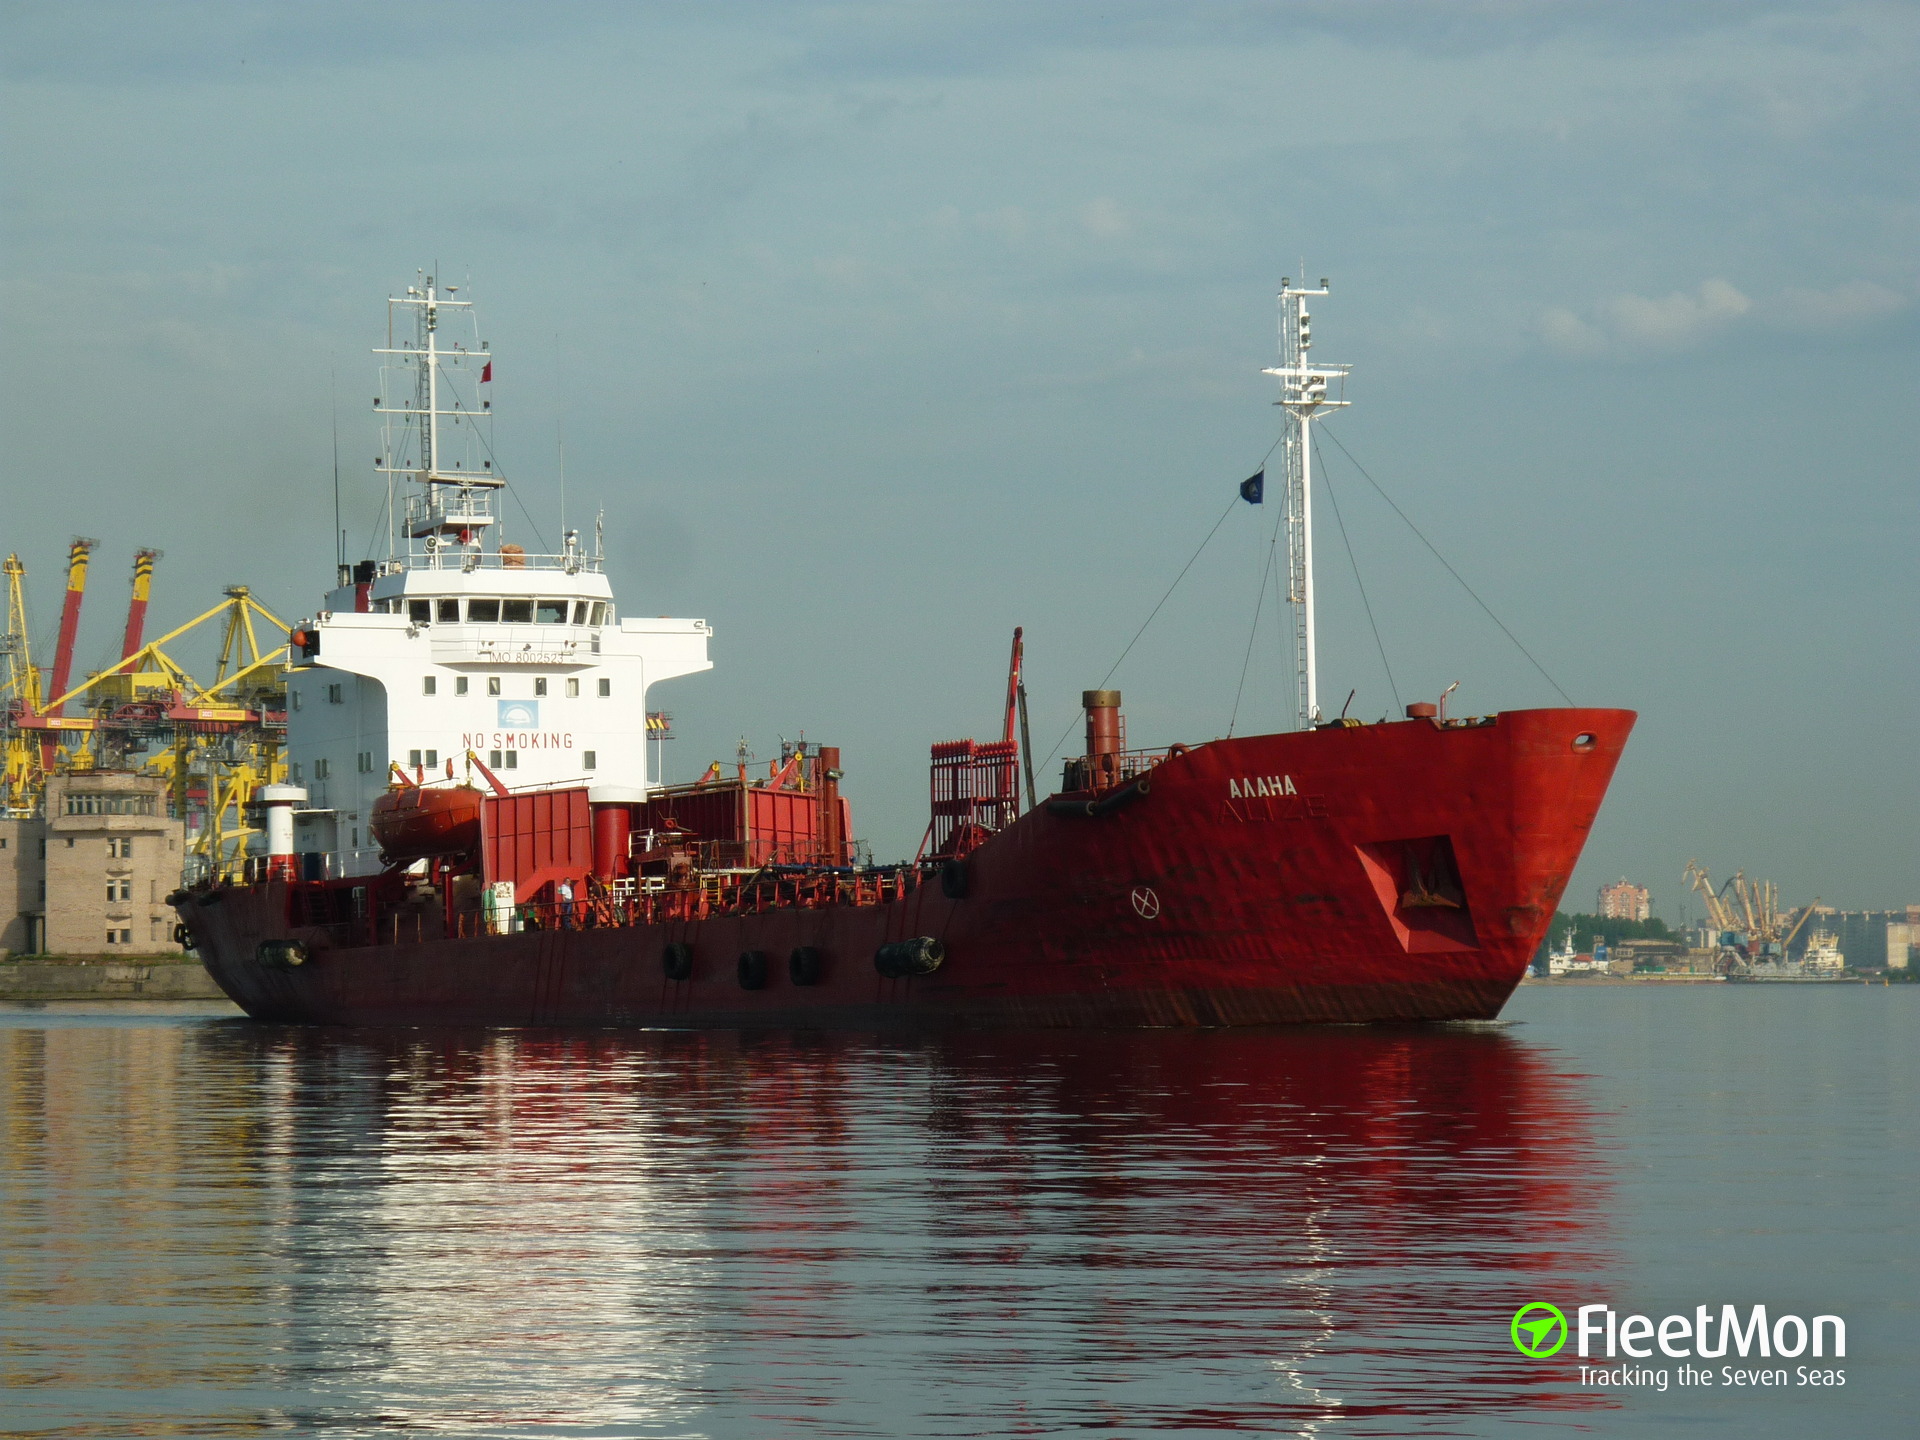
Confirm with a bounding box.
[179,708,1631,1027]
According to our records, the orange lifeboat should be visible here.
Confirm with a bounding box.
[371,784,485,863]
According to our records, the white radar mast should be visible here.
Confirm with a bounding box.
[1263,276,1350,731]
[375,273,502,569]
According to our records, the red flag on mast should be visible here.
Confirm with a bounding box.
[480,360,493,383]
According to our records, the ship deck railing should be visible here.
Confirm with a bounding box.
[1060,747,1170,793]
[296,862,929,948]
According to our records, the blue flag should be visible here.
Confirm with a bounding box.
[1240,469,1264,504]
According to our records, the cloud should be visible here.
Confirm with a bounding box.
[1539,305,1606,357]
[1078,197,1129,239]
[1776,280,1908,330]
[1542,275,1910,357]
[1603,278,1752,348]
[1542,278,1753,356]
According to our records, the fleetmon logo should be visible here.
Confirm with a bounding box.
[1511,1303,1568,1358]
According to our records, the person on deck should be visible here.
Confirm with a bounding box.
[557,876,575,929]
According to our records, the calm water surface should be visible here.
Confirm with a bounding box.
[1,988,1910,1438]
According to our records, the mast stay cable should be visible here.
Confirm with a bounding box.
[1318,424,1573,706]
[1319,462,1402,716]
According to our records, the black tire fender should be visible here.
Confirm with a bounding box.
[662,942,694,982]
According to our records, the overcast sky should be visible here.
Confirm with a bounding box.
[3,1,1914,913]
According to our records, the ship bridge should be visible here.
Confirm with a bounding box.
[284,276,712,880]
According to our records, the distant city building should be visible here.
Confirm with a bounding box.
[1888,920,1916,971]
[1794,909,1915,972]
[1598,878,1651,921]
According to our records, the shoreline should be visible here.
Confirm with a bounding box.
[0,957,226,1001]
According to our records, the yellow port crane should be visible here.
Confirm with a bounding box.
[1,554,44,815]
[0,552,291,876]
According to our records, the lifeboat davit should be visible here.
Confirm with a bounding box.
[371,784,485,863]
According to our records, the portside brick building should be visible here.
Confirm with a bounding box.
[1,773,187,957]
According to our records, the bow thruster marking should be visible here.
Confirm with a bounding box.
[1131,886,1161,920]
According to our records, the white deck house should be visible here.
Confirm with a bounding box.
[284,277,710,877]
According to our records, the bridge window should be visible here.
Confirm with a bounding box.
[409,600,431,624]
[502,599,533,623]
[437,599,459,622]
[536,599,567,624]
[468,599,500,623]
[572,601,590,625]
[590,602,608,626]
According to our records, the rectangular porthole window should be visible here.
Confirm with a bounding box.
[583,751,596,770]
[409,749,422,767]
[566,678,579,698]
[503,751,518,769]
[468,598,500,623]
[534,677,548,697]
[488,676,501,696]
[598,678,610,697]
[455,676,469,696]
[423,676,437,696]
[425,749,438,768]
[489,750,503,768]
[437,599,459,622]
[502,599,533,624]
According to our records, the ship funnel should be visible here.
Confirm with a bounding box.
[1083,689,1123,788]
[259,784,308,882]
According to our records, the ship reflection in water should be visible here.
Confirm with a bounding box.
[0,1015,1617,1437]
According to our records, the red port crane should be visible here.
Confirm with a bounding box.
[122,548,161,660]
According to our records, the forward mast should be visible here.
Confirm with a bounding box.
[1263,277,1349,731]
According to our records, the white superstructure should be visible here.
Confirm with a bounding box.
[286,276,711,877]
